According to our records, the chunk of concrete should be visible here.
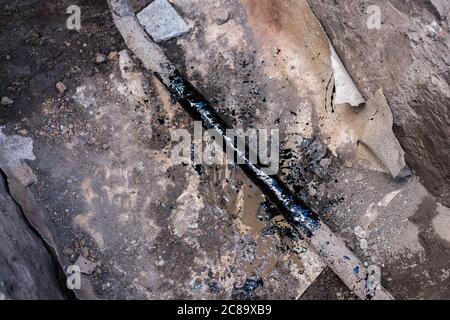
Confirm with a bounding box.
[137,0,190,42]
[74,255,97,275]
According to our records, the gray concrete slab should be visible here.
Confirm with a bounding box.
[137,0,189,42]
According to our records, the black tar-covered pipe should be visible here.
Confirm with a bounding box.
[161,71,320,237]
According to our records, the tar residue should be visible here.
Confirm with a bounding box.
[205,270,222,294]
[231,278,264,300]
[256,200,277,222]
[280,137,339,216]
[157,70,320,237]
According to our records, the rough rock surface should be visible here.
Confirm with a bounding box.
[0,174,65,299]
[307,0,450,205]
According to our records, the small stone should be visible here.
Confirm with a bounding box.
[101,283,108,291]
[359,238,369,250]
[81,247,90,257]
[55,82,67,93]
[344,159,354,168]
[1,96,14,105]
[62,248,74,256]
[366,265,381,297]
[212,8,230,25]
[18,129,28,136]
[96,53,107,64]
[107,51,119,61]
[74,255,97,274]
[355,173,364,182]
[319,158,331,169]
[102,144,110,150]
[354,226,367,239]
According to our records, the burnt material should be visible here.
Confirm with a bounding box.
[231,278,264,300]
[159,70,320,237]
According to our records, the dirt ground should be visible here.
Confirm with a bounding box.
[1,0,450,300]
